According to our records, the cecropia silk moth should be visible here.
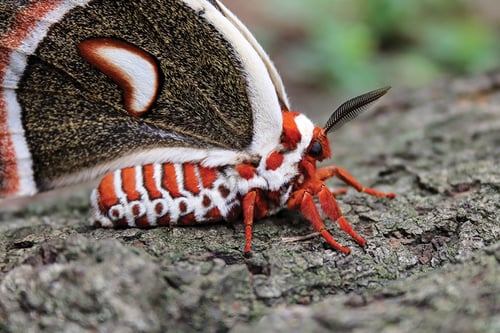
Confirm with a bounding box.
[0,0,395,254]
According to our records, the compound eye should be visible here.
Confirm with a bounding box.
[308,141,323,158]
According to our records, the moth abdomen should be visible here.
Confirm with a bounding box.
[91,162,241,228]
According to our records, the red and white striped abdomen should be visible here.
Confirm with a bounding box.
[91,163,241,228]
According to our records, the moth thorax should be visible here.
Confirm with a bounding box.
[279,111,311,150]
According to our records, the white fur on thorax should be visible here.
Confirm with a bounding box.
[232,113,315,196]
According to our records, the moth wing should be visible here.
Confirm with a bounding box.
[0,0,283,196]
[212,0,290,110]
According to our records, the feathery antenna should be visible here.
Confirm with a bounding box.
[323,86,391,133]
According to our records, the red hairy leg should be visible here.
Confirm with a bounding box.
[315,167,346,196]
[331,188,348,196]
[242,189,273,254]
[242,190,257,254]
[317,185,367,246]
[288,189,351,254]
[316,165,395,198]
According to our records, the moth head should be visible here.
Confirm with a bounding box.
[306,86,391,162]
[305,127,331,162]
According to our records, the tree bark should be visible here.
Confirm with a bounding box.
[1,72,499,332]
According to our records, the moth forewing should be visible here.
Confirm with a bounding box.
[0,0,284,197]
[213,0,290,110]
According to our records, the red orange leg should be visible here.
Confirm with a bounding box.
[242,190,257,254]
[319,165,395,198]
[316,166,336,180]
[331,188,347,196]
[318,186,367,247]
[287,188,305,210]
[298,191,350,254]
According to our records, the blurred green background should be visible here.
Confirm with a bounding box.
[228,0,500,97]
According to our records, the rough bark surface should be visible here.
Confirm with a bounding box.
[1,72,499,332]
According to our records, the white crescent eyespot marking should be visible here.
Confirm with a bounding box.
[78,38,160,117]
